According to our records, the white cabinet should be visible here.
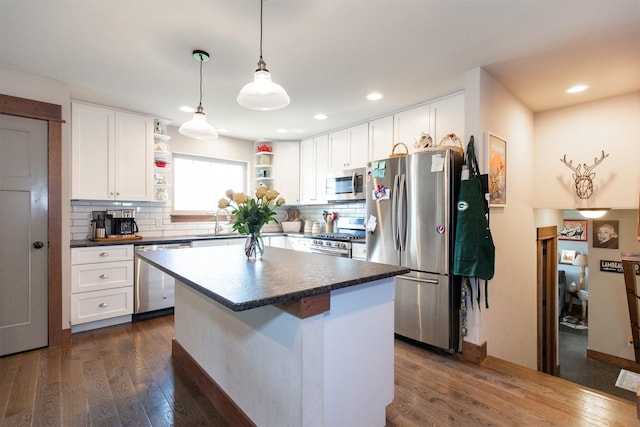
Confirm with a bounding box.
[352,242,367,260]
[329,123,369,171]
[192,238,244,248]
[72,102,153,201]
[369,115,394,162]
[393,103,431,152]
[70,245,134,327]
[286,236,312,252]
[430,93,465,144]
[273,141,300,204]
[391,93,465,154]
[300,135,329,204]
[265,235,286,248]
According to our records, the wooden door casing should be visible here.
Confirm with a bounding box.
[0,94,63,348]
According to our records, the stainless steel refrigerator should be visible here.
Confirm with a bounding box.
[366,149,462,352]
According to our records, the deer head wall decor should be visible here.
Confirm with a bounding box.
[560,151,609,199]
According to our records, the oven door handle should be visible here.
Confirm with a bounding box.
[310,246,351,257]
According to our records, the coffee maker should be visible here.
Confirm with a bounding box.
[109,209,138,236]
[91,209,138,238]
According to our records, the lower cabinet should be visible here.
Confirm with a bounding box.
[191,238,244,247]
[352,242,367,260]
[70,245,134,330]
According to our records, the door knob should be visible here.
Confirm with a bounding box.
[33,241,44,249]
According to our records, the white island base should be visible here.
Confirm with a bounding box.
[173,277,394,427]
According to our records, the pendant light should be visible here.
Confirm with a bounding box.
[237,0,290,111]
[179,50,218,140]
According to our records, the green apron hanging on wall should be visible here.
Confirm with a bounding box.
[453,136,495,314]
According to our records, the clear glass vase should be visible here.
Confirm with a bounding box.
[244,233,264,259]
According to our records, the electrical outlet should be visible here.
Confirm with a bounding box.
[156,217,162,227]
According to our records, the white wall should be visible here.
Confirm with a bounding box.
[533,92,640,209]
[588,209,640,360]
[0,66,73,330]
[465,67,538,368]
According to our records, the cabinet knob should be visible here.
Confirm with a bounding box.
[32,241,45,249]
[99,302,109,308]
[99,273,109,279]
[99,252,109,257]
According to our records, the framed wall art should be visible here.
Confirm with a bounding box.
[593,219,619,249]
[560,249,577,264]
[487,133,507,207]
[559,219,588,241]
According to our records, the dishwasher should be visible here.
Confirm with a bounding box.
[134,242,191,317]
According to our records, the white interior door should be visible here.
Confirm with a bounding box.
[0,114,48,356]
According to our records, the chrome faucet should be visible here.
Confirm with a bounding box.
[215,208,232,235]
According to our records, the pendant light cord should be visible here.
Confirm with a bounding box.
[259,0,264,61]
[198,53,204,107]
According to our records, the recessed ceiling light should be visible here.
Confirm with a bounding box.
[366,92,383,101]
[313,113,328,120]
[276,129,288,134]
[566,85,589,94]
[179,106,195,113]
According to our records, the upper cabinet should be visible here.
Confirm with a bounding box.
[430,93,465,145]
[272,141,300,205]
[72,102,153,201]
[300,135,328,204]
[393,103,431,149]
[389,92,465,154]
[328,123,368,171]
[369,115,394,162]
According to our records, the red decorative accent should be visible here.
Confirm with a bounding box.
[257,145,272,152]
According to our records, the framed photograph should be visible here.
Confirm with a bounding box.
[559,219,588,241]
[560,249,577,264]
[593,220,619,249]
[487,133,507,207]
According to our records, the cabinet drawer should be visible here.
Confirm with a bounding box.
[72,245,133,264]
[71,260,133,293]
[71,287,133,325]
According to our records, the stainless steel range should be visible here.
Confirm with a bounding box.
[310,217,366,258]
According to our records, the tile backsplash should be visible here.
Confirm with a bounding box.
[70,200,365,241]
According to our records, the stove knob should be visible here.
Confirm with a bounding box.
[340,243,346,249]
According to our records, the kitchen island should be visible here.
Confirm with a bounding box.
[137,245,409,427]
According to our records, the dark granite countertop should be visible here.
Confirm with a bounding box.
[70,233,308,248]
[136,246,409,312]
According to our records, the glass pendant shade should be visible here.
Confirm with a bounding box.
[237,0,290,111]
[237,69,290,110]
[179,49,218,140]
[178,105,218,140]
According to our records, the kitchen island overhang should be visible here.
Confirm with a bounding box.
[137,246,409,427]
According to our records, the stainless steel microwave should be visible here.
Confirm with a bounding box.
[326,167,366,201]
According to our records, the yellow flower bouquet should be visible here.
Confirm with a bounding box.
[218,187,285,258]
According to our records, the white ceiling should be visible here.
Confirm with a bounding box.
[1,0,639,142]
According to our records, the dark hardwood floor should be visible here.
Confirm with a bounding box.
[1,314,637,426]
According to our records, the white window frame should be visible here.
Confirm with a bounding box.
[171,153,248,219]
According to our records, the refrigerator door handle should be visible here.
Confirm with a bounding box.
[392,174,400,250]
[398,173,407,251]
[397,275,439,284]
